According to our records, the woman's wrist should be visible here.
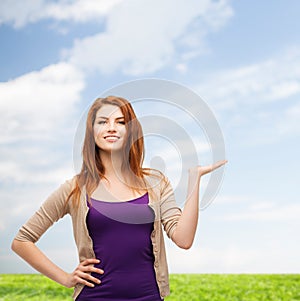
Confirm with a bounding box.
[188,167,203,178]
[60,271,73,288]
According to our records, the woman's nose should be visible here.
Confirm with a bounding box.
[107,120,116,131]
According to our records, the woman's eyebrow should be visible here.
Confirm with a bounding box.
[96,116,125,120]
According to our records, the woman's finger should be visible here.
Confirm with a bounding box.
[78,258,104,275]
[81,258,100,266]
[196,159,228,176]
[212,159,228,171]
[80,265,104,275]
[76,270,101,285]
[74,275,97,287]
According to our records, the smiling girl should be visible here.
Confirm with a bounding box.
[12,96,227,300]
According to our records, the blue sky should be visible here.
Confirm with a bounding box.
[1,0,300,274]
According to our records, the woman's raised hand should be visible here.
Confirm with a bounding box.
[65,258,104,288]
[189,159,228,177]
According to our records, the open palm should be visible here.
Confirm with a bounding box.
[189,159,228,176]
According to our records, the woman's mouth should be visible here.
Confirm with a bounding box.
[104,135,120,142]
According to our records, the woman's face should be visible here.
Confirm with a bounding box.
[93,104,127,152]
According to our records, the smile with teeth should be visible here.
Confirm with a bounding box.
[104,135,120,142]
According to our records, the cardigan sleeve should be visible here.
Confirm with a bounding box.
[159,174,182,239]
[14,178,74,243]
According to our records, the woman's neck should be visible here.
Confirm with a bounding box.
[100,150,124,179]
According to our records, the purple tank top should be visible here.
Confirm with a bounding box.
[76,193,163,301]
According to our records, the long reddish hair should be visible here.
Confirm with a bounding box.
[67,96,151,208]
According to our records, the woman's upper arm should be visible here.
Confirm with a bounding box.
[14,179,73,243]
[159,175,182,239]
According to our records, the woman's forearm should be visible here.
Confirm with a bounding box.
[171,170,201,249]
[11,239,69,287]
[171,160,227,249]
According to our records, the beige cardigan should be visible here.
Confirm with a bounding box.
[14,171,182,300]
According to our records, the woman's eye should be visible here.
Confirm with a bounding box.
[96,120,125,125]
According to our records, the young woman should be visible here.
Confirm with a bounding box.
[11,96,227,300]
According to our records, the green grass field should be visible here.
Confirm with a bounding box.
[0,274,299,301]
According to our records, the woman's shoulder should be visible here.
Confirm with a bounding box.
[60,174,76,185]
[57,174,79,193]
[142,168,169,186]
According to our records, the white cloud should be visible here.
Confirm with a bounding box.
[45,0,123,23]
[0,62,84,143]
[3,217,78,273]
[175,63,188,74]
[0,160,74,185]
[66,0,233,75]
[194,47,300,144]
[0,185,49,231]
[1,0,233,75]
[167,243,300,273]
[0,61,85,236]
[217,201,300,222]
[210,194,300,222]
[2,246,78,273]
[277,101,300,136]
[0,0,123,28]
[0,61,84,188]
[223,204,300,222]
[167,245,258,273]
[196,47,300,110]
[214,194,252,205]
